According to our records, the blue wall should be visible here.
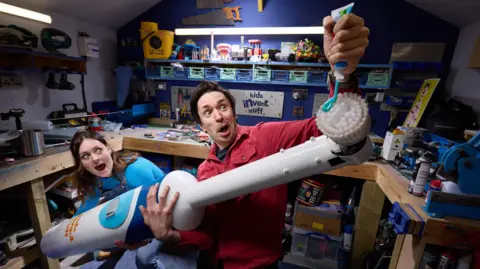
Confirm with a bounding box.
[118,0,459,136]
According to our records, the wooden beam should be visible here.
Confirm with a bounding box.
[389,235,405,269]
[26,178,60,269]
[352,180,385,269]
[258,0,263,12]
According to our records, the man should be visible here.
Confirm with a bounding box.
[139,14,370,269]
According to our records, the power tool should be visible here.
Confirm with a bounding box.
[41,28,72,54]
[0,24,38,49]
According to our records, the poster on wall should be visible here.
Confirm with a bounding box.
[312,93,330,117]
[403,78,440,128]
[229,89,284,118]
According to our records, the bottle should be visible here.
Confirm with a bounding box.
[343,225,354,251]
[425,180,442,203]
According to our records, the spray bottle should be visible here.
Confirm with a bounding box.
[322,2,355,112]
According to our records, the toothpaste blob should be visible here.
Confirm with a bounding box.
[331,2,355,22]
[316,92,370,146]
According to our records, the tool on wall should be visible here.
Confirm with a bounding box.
[41,28,72,54]
[45,73,75,90]
[1,108,25,130]
[182,10,234,25]
[222,6,242,21]
[0,25,38,49]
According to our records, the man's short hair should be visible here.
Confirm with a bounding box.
[190,81,236,124]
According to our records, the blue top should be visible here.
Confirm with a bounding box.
[75,157,165,216]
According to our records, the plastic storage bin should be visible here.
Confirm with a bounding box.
[291,227,342,265]
[308,71,327,84]
[146,66,160,77]
[366,72,389,86]
[174,67,189,78]
[253,69,272,81]
[160,66,174,78]
[290,71,309,83]
[205,68,220,80]
[272,70,290,82]
[189,67,205,79]
[236,69,253,81]
[220,68,237,80]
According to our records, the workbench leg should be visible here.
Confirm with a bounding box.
[27,178,60,269]
[352,181,385,269]
[389,235,405,269]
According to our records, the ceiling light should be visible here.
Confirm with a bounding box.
[0,2,52,24]
[175,26,324,36]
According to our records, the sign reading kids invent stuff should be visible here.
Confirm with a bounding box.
[229,90,284,118]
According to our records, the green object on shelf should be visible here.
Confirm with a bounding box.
[367,72,389,86]
[220,68,236,80]
[253,69,271,81]
[289,70,309,83]
[161,66,174,78]
[189,67,205,79]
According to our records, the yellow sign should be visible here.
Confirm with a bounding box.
[403,78,440,128]
[312,222,324,230]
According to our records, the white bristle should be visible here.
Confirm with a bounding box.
[316,93,371,146]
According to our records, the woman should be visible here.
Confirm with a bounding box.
[69,130,197,269]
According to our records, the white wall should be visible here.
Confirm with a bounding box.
[446,20,480,119]
[0,11,117,127]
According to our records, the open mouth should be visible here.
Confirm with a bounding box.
[95,164,106,171]
[218,125,229,133]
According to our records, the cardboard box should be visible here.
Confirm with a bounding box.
[382,131,406,161]
[293,202,343,237]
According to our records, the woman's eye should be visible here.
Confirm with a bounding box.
[95,148,102,154]
[204,111,211,117]
[81,154,90,160]
[220,105,227,110]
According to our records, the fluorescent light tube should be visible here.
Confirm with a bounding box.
[0,3,52,24]
[175,26,324,36]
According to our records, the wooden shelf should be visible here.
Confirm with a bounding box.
[0,47,86,74]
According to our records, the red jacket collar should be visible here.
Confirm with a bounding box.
[207,125,250,162]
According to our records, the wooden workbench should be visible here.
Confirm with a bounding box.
[1,126,478,269]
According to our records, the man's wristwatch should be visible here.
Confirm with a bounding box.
[327,70,359,92]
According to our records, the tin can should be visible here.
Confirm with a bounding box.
[437,252,456,269]
[412,156,431,196]
[296,179,324,206]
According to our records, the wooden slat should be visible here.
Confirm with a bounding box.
[422,217,480,248]
[323,162,377,181]
[389,235,405,269]
[148,118,175,126]
[123,136,209,159]
[26,178,60,269]
[352,181,385,269]
[258,0,263,12]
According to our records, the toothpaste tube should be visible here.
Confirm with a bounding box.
[331,2,354,82]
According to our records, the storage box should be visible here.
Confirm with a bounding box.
[220,68,236,80]
[290,226,342,267]
[382,131,406,161]
[294,202,343,236]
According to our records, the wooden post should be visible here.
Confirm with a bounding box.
[26,178,60,269]
[352,181,385,269]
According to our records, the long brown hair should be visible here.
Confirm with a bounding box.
[70,130,139,202]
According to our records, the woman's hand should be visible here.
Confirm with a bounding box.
[323,14,370,75]
[139,183,180,243]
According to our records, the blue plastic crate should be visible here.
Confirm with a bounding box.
[271,70,289,82]
[236,69,253,81]
[205,68,220,80]
[308,71,327,84]
[174,67,189,78]
[358,72,369,85]
[146,66,160,77]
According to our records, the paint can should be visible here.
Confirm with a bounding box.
[412,156,432,196]
[296,179,324,206]
[437,252,456,269]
